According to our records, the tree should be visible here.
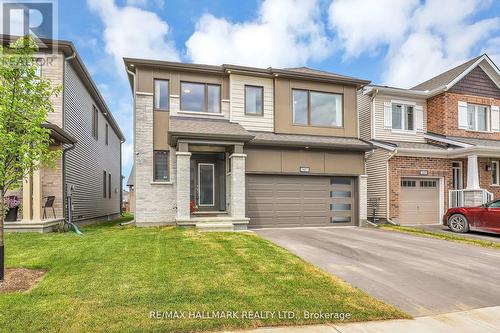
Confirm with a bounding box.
[0,36,61,281]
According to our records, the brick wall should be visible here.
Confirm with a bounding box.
[479,158,500,199]
[388,156,457,219]
[427,92,500,139]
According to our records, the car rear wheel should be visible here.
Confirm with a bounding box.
[448,214,469,233]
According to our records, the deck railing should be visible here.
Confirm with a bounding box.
[449,189,494,208]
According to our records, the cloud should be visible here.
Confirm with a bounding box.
[328,0,500,88]
[186,0,333,67]
[328,0,419,57]
[484,37,500,66]
[87,0,179,70]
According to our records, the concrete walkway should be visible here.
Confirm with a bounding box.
[226,306,500,333]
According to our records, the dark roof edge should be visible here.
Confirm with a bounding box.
[123,58,370,87]
[42,122,77,144]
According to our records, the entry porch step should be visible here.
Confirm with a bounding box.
[176,216,250,232]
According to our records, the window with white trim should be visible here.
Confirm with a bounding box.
[466,104,489,132]
[492,161,499,186]
[392,103,414,131]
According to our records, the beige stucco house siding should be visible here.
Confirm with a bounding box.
[374,94,427,142]
[136,67,230,120]
[229,74,274,132]
[245,147,365,175]
[274,78,358,137]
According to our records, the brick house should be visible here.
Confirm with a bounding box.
[125,59,372,230]
[359,54,500,225]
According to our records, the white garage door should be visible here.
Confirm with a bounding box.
[400,178,440,225]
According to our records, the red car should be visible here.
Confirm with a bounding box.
[443,199,500,234]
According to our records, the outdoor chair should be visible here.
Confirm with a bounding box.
[42,196,56,219]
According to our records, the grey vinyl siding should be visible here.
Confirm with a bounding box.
[357,90,372,140]
[64,62,121,221]
[366,148,391,219]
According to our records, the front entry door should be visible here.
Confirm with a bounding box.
[198,163,215,208]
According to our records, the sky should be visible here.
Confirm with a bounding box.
[33,0,500,185]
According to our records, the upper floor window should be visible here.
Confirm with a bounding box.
[105,124,109,146]
[92,106,99,140]
[154,79,169,110]
[245,85,263,115]
[180,82,221,113]
[467,104,489,132]
[154,150,170,182]
[292,89,343,127]
[392,103,414,131]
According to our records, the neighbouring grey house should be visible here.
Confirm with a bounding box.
[3,36,125,232]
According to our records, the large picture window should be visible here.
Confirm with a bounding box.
[181,82,221,113]
[392,103,414,131]
[154,79,169,110]
[245,85,263,115]
[154,150,170,182]
[292,89,343,127]
[467,104,489,132]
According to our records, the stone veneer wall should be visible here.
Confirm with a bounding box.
[427,92,500,139]
[135,94,177,225]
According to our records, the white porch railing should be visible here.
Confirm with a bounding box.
[449,189,494,208]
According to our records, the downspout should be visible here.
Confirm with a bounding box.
[121,67,136,227]
[62,51,81,234]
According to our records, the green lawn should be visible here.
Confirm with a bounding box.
[380,225,500,249]
[1,216,407,332]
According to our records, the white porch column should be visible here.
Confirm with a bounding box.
[22,174,32,220]
[176,151,192,220]
[230,153,246,218]
[359,175,368,225]
[466,155,480,190]
[32,168,43,221]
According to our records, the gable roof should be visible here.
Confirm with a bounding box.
[411,54,500,92]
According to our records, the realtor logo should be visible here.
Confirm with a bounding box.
[1,0,57,51]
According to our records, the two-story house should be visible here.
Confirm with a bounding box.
[3,37,125,232]
[125,59,372,230]
[359,54,500,225]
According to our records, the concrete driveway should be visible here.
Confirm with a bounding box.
[413,224,500,243]
[256,227,500,317]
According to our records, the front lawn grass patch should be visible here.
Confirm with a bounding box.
[1,217,407,332]
[380,225,500,249]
